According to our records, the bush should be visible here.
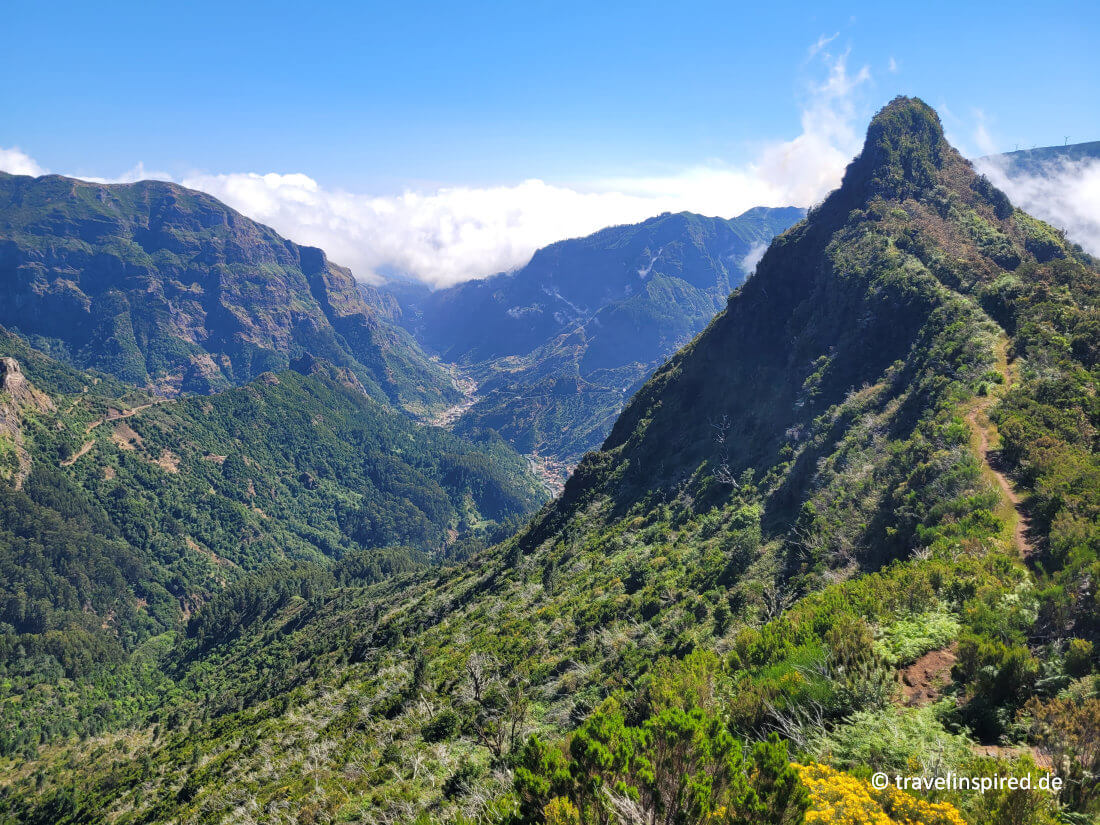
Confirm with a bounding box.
[1065,639,1094,678]
[514,699,807,825]
[1021,695,1100,814]
[795,762,967,825]
[442,761,482,799]
[422,708,462,742]
[810,705,972,776]
[954,634,1039,739]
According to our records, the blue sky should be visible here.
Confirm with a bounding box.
[2,1,1098,284]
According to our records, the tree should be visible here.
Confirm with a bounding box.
[1022,695,1100,814]
[513,699,806,825]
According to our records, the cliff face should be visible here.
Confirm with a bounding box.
[0,357,53,487]
[0,173,458,412]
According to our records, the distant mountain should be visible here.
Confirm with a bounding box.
[384,207,804,477]
[984,139,1100,176]
[973,140,1100,260]
[0,172,460,414]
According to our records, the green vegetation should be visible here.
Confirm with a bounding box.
[0,171,460,413]
[0,348,545,764]
[0,98,1097,825]
[875,608,961,666]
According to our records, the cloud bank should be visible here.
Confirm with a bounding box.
[975,155,1100,258]
[0,147,45,177]
[1,49,877,287]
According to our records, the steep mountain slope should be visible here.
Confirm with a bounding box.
[388,208,803,476]
[0,172,459,414]
[0,330,545,760]
[3,99,1098,825]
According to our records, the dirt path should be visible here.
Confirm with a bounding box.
[61,399,168,467]
[964,337,1034,558]
[85,400,164,434]
[900,644,957,706]
[60,439,95,467]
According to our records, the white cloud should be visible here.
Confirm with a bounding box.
[808,32,839,58]
[0,48,875,288]
[178,50,873,287]
[77,162,174,184]
[888,56,899,73]
[593,51,871,217]
[180,173,674,286]
[739,241,769,275]
[0,147,46,177]
[976,155,1100,257]
[971,109,999,156]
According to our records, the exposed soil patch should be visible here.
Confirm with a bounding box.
[900,644,957,706]
[111,420,143,450]
[156,449,180,473]
[60,440,95,466]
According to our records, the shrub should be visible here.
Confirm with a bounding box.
[954,634,1039,739]
[422,708,462,742]
[1065,639,1094,678]
[542,797,582,825]
[442,761,482,799]
[1021,695,1100,814]
[795,762,967,825]
[513,699,807,825]
[811,705,972,776]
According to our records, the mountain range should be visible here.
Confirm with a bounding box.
[2,97,1096,825]
[0,172,459,415]
[382,207,803,481]
[985,139,1100,176]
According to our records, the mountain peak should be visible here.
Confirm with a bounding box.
[866,95,945,145]
[839,95,955,203]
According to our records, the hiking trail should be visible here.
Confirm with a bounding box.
[964,335,1034,558]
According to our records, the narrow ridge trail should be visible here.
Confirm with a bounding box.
[964,336,1035,558]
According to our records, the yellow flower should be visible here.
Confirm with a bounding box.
[793,763,967,825]
[543,796,582,825]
